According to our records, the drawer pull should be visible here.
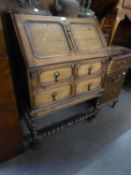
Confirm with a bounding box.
[51,92,57,101]
[87,83,92,90]
[54,71,60,82]
[88,65,93,75]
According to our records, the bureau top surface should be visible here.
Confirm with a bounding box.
[11,14,108,67]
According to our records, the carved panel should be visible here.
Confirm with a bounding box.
[25,21,72,58]
[70,23,105,54]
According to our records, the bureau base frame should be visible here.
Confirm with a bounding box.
[22,103,99,147]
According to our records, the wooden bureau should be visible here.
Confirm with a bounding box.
[99,46,131,107]
[3,12,109,143]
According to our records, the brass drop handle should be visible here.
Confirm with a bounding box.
[51,92,57,101]
[54,71,60,82]
[87,83,92,91]
[88,65,93,75]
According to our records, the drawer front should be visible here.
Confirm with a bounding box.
[107,58,131,73]
[39,66,73,84]
[99,85,121,105]
[76,77,102,95]
[77,62,102,78]
[104,70,127,87]
[33,84,72,107]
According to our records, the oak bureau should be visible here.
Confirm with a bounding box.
[3,12,131,145]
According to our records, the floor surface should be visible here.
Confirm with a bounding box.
[0,88,131,175]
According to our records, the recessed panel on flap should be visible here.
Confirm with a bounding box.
[25,21,71,58]
[70,23,104,54]
[12,14,108,66]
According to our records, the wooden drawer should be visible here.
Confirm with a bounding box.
[99,84,121,105]
[104,70,127,87]
[76,77,102,95]
[33,83,72,107]
[76,61,102,78]
[107,58,131,73]
[38,66,73,85]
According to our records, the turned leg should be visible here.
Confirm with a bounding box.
[86,114,97,122]
[111,101,118,108]
[23,112,40,148]
[86,107,99,123]
[30,120,41,148]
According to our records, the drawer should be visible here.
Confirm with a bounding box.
[76,77,102,95]
[76,61,102,78]
[33,84,72,107]
[99,85,121,105]
[104,70,127,87]
[37,66,73,85]
[107,58,131,73]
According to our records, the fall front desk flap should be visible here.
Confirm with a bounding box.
[11,14,108,67]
